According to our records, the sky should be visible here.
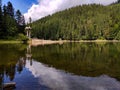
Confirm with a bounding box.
[2,0,38,13]
[3,0,118,22]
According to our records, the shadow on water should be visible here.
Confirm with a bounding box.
[0,42,120,90]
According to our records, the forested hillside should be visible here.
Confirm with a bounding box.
[31,3,120,40]
[0,0,26,40]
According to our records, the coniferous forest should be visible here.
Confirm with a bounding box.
[0,0,26,40]
[31,1,120,40]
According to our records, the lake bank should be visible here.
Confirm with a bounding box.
[0,39,120,45]
[31,39,120,46]
[31,39,66,46]
[0,40,22,44]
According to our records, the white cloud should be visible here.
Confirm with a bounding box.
[24,0,117,23]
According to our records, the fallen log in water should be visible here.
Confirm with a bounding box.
[3,82,16,89]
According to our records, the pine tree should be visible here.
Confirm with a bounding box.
[3,5,7,16]
[18,15,25,34]
[0,0,3,38]
[119,0,120,3]
[15,10,25,34]
[15,10,22,24]
[3,5,7,36]
[15,10,25,26]
[7,1,14,17]
[0,0,2,23]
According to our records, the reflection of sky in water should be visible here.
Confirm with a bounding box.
[26,60,120,90]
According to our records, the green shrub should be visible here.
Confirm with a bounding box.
[18,34,29,42]
[115,31,120,40]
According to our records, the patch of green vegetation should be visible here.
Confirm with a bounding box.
[0,40,22,43]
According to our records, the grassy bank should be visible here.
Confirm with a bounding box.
[0,40,23,44]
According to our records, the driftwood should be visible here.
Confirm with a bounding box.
[3,82,16,89]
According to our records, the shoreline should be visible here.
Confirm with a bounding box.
[0,40,22,44]
[31,39,66,46]
[31,39,120,46]
[0,39,120,45]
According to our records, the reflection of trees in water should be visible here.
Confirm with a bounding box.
[0,64,16,80]
[17,57,26,73]
[5,64,16,81]
[32,43,120,80]
[0,44,32,89]
[0,64,16,89]
[0,69,4,89]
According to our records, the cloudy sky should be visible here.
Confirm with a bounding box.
[3,0,117,22]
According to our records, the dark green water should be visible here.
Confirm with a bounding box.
[0,42,120,90]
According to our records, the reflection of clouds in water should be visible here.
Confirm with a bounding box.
[26,60,69,90]
[26,60,120,90]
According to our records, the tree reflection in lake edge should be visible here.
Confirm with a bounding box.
[31,42,120,81]
[0,44,27,89]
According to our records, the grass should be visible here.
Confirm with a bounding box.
[0,40,22,44]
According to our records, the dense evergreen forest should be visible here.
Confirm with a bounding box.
[0,0,26,40]
[31,1,120,40]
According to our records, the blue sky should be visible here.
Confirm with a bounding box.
[2,0,38,13]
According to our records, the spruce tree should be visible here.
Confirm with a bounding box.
[15,10,25,34]
[3,5,7,16]
[7,1,14,17]
[0,0,3,38]
[3,5,7,36]
[0,0,2,24]
[117,0,120,3]
[15,10,22,24]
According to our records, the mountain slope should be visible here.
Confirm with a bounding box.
[31,4,120,40]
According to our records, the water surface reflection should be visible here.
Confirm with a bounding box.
[32,42,120,80]
[26,60,120,90]
[0,43,120,90]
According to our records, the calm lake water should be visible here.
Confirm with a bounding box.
[0,42,120,90]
